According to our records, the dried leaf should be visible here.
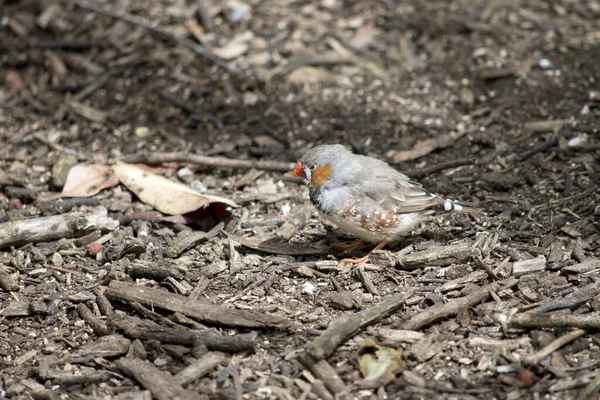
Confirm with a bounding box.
[41,164,119,201]
[4,70,24,93]
[287,67,338,84]
[0,169,8,185]
[113,163,237,215]
[349,23,378,50]
[212,42,248,60]
[357,338,404,388]
[392,130,467,162]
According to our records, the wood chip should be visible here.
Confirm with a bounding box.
[512,256,546,277]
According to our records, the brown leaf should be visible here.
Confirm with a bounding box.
[4,70,24,93]
[113,163,237,215]
[392,131,467,162]
[349,23,378,50]
[40,164,119,201]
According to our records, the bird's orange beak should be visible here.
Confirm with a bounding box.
[291,162,306,178]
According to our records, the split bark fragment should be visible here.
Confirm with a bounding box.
[105,280,294,329]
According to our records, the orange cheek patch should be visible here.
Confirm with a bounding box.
[311,164,332,188]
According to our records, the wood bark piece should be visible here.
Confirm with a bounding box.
[274,206,311,241]
[112,315,257,352]
[121,152,296,172]
[563,259,600,274]
[174,352,226,386]
[0,208,119,249]
[509,313,600,330]
[105,281,293,329]
[512,257,546,277]
[304,293,405,361]
[396,243,475,270]
[300,359,349,399]
[116,358,203,400]
[531,282,600,313]
[521,329,586,365]
[401,281,502,330]
[76,303,109,335]
[0,267,19,291]
[164,222,223,258]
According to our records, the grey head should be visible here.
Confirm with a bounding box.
[294,144,360,213]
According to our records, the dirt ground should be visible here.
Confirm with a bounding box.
[1,0,600,399]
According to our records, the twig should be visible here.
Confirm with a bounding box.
[473,254,499,280]
[195,0,213,30]
[304,293,405,361]
[104,280,294,329]
[223,231,330,256]
[76,303,109,335]
[54,70,115,121]
[120,152,296,172]
[116,358,203,400]
[0,209,119,249]
[111,315,256,352]
[159,92,223,129]
[175,352,226,386]
[401,281,502,330]
[521,329,586,365]
[407,158,476,179]
[68,0,240,76]
[0,39,106,51]
[33,131,87,159]
[299,359,349,399]
[531,282,600,313]
[509,312,600,330]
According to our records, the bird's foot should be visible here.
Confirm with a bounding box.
[341,254,371,264]
[331,239,365,251]
[340,240,389,264]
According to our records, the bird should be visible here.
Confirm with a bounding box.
[291,144,480,264]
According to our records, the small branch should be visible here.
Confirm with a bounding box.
[0,39,106,51]
[175,352,226,386]
[224,231,330,256]
[116,358,203,400]
[304,294,405,361]
[120,152,296,172]
[111,315,256,352]
[299,359,349,399]
[406,158,476,179]
[68,0,240,76]
[509,312,600,330]
[521,329,586,365]
[76,303,109,336]
[531,282,600,313]
[105,280,294,329]
[0,208,119,249]
[401,281,502,330]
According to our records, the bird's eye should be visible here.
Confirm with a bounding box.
[309,165,316,171]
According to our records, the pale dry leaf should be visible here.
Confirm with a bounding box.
[349,23,378,50]
[212,42,248,60]
[41,164,119,201]
[392,131,467,162]
[113,163,237,215]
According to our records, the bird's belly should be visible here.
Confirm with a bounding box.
[319,211,423,244]
[320,212,388,243]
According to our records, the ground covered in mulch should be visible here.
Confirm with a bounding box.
[1,0,600,399]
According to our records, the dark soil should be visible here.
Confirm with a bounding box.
[1,0,600,399]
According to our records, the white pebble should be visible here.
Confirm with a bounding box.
[539,58,552,69]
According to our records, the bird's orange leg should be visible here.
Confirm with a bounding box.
[331,239,366,251]
[341,240,389,264]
